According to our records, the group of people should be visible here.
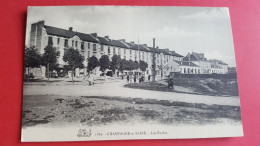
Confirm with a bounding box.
[126,74,152,83]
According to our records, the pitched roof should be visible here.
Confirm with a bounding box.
[97,37,113,46]
[148,47,160,53]
[139,45,150,52]
[160,49,172,55]
[124,43,150,52]
[174,61,199,67]
[110,40,129,48]
[124,42,135,50]
[44,25,99,43]
[218,60,228,65]
[183,52,208,61]
[170,51,184,57]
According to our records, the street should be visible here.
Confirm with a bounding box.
[23,78,240,106]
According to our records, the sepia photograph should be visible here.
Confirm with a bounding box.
[22,6,243,142]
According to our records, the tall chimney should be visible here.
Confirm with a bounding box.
[69,27,73,31]
[153,38,155,48]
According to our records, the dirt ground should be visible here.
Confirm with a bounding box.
[22,95,242,128]
[125,78,239,97]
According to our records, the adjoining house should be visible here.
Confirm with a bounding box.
[209,59,228,74]
[182,52,229,74]
[164,60,199,75]
[183,52,212,74]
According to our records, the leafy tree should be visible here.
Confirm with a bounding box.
[24,47,41,82]
[126,60,135,71]
[87,56,100,73]
[99,55,110,72]
[63,48,84,83]
[133,61,139,70]
[110,54,121,75]
[41,45,60,82]
[139,60,148,72]
[119,59,127,78]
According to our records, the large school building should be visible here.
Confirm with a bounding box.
[28,21,228,78]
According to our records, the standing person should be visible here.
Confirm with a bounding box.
[92,73,95,85]
[89,72,94,86]
[83,74,87,83]
[168,78,175,90]
[88,73,91,86]
[148,74,150,81]
[127,74,129,83]
[134,75,136,83]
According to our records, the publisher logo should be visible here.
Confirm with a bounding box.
[77,129,91,137]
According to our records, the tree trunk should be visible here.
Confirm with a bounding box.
[104,71,107,81]
[71,66,74,83]
[47,63,50,83]
[27,67,30,82]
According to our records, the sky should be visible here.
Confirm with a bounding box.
[26,6,237,67]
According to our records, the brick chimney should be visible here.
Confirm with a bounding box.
[69,27,73,31]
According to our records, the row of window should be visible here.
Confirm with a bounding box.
[180,68,200,74]
[48,36,182,63]
[48,36,96,51]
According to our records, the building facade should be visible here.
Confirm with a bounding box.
[29,21,229,78]
[29,21,184,78]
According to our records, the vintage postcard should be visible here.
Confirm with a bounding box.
[22,6,243,142]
